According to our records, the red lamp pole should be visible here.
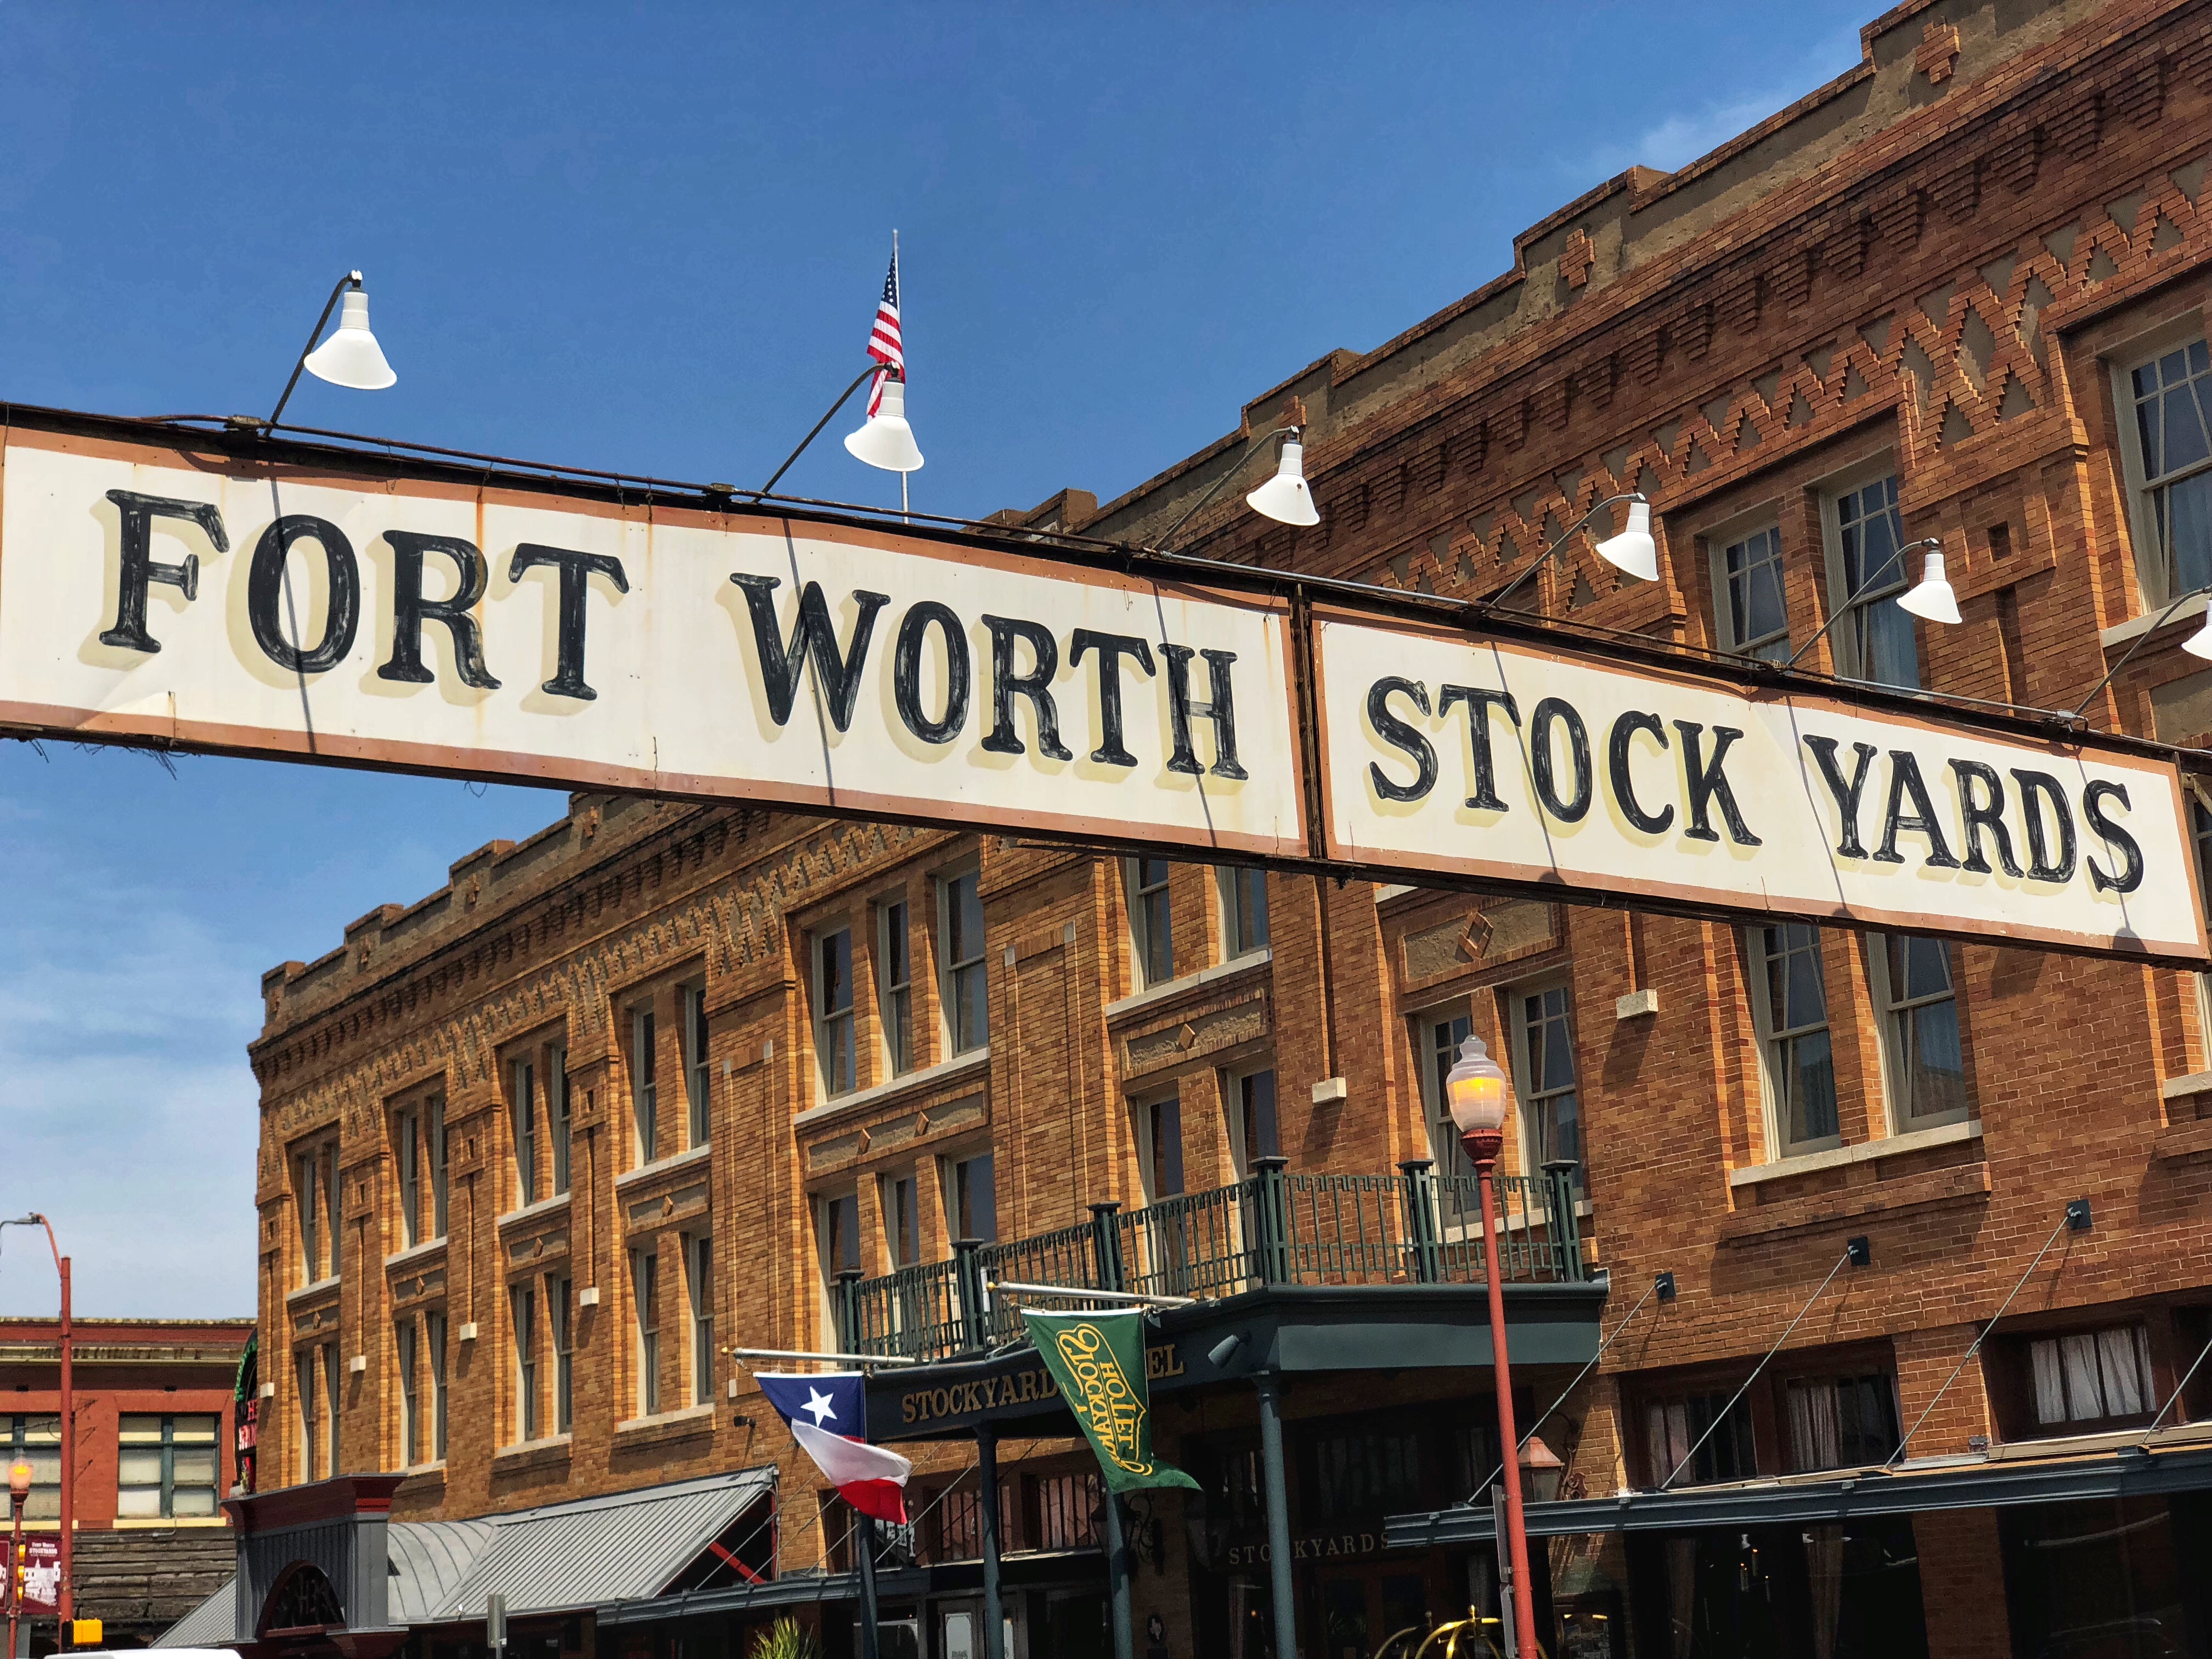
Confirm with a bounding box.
[8,1458,30,1659]
[4,1217,72,1638]
[1443,1036,1542,1659]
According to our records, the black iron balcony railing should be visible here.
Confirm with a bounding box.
[834,1156,1586,1365]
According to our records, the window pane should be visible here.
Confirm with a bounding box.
[171,1449,218,1485]
[2164,386,2210,473]
[115,1486,162,1519]
[117,1448,163,1484]
[171,1486,219,1517]
[117,1415,163,1441]
[2170,471,2212,595]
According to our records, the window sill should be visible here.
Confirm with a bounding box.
[1729,1119,1983,1188]
[1718,1157,1990,1246]
[496,1191,573,1230]
[613,1403,716,1452]
[2102,591,2210,648]
[614,1143,712,1192]
[492,1435,572,1472]
[383,1237,448,1271]
[794,1048,992,1130]
[111,1516,230,1530]
[1104,950,1273,1020]
[285,1276,341,1305]
[398,1460,447,1480]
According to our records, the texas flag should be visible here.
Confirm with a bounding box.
[757,1372,913,1524]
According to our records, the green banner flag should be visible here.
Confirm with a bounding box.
[1022,1308,1200,1494]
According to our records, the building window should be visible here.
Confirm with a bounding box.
[946,1154,997,1243]
[0,1418,59,1520]
[1220,866,1269,958]
[118,1414,221,1520]
[942,868,988,1053]
[1643,1389,1756,1487]
[511,1057,538,1208]
[550,1047,572,1197]
[2030,1324,2158,1430]
[1143,1094,1184,1199]
[683,983,711,1148]
[1229,1068,1278,1174]
[1750,924,1838,1154]
[396,1110,422,1246]
[687,1235,714,1407]
[396,1321,419,1468]
[1876,934,1968,1128]
[1832,473,1918,688]
[1719,525,1790,661]
[295,1351,317,1482]
[815,928,857,1098]
[634,1250,661,1417]
[822,1192,861,1279]
[884,1172,920,1267]
[427,1310,448,1460]
[296,1145,335,1283]
[630,1005,658,1165]
[549,1276,574,1435]
[2128,337,2212,601]
[511,1282,539,1443]
[1783,1373,1899,1471]
[1515,985,1582,1188]
[880,899,914,1076]
[1422,1009,1478,1185]
[426,1098,449,1238]
[1129,858,1173,988]
[322,1344,341,1476]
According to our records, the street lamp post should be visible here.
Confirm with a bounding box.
[0,1218,71,1638]
[8,1457,31,1659]
[1443,1035,1542,1659]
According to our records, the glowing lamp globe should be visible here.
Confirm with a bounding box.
[7,1460,31,1502]
[1444,1033,1513,1148]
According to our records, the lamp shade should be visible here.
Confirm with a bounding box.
[1520,1435,1567,1505]
[1442,1033,1513,1138]
[8,1459,31,1500]
[2185,608,2212,661]
[301,286,397,391]
[1245,439,1321,527]
[844,376,924,473]
[1593,498,1658,582]
[1895,548,1961,624]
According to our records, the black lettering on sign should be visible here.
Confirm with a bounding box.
[2084,781,2145,894]
[730,574,888,732]
[379,533,500,690]
[1530,697,1592,822]
[1803,736,1880,859]
[247,515,359,674]
[1674,721,1761,845]
[1607,711,1673,834]
[1437,685,1520,811]
[979,614,1074,760]
[2011,769,2078,883]
[1070,630,1155,767]
[99,490,226,654]
[1949,761,2022,877]
[892,601,970,743]
[1876,752,1960,868]
[1161,642,1248,780]
[1366,678,1435,803]
[509,544,629,701]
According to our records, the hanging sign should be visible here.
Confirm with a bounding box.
[0,407,2204,966]
[1313,609,2207,962]
[1020,1308,1200,1494]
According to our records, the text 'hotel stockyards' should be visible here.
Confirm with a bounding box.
[127,3,2212,1658]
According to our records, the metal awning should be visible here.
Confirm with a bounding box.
[1384,1442,2212,1548]
[155,1467,776,1646]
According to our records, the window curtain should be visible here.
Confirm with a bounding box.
[1804,1526,1846,1659]
[2032,1339,2068,1424]
[1787,1380,1841,1472]
[2098,1326,2149,1416]
[2062,1333,2104,1420]
[1646,1401,1690,1488]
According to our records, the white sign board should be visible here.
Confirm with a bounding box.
[1314,609,2208,962]
[0,425,1307,859]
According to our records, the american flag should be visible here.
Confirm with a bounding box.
[865,243,902,415]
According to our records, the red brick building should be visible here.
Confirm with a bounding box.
[211,2,2212,1657]
[0,1317,249,1650]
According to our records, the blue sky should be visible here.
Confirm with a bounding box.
[0,2,1871,1316]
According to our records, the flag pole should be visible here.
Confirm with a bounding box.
[895,230,910,524]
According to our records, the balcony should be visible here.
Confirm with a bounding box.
[836,1157,1589,1366]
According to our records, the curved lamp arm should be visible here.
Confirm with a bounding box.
[268,272,362,429]
[1780,538,1941,671]
[758,362,895,499]
[1480,493,1646,616]
[1156,425,1300,552]
[2069,584,2212,717]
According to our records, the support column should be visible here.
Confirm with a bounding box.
[978,1425,1005,1659]
[855,1513,881,1659]
[1103,1487,1133,1659]
[1255,1373,1298,1659]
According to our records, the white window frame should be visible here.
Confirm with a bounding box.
[812,923,859,1100]
[394,1109,421,1247]
[1506,978,1582,1186]
[939,861,988,1055]
[549,1045,572,1197]
[395,1318,419,1469]
[817,1188,862,1334]
[1707,519,1791,662]
[1745,923,1842,1158]
[1217,865,1270,960]
[548,1275,574,1435]
[686,1233,714,1407]
[632,1248,661,1417]
[1222,1064,1279,1177]
[682,981,712,1148]
[1135,1091,1183,1202]
[510,1280,538,1444]
[882,1168,921,1267]
[1126,857,1175,989]
[1817,460,1918,688]
[322,1343,341,1476]
[425,1097,449,1239]
[426,1310,448,1461]
[2108,312,2212,607]
[1867,932,1971,1133]
[942,1150,998,1243]
[510,1055,538,1208]
[1413,1000,1480,1189]
[629,1003,658,1165]
[878,893,916,1076]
